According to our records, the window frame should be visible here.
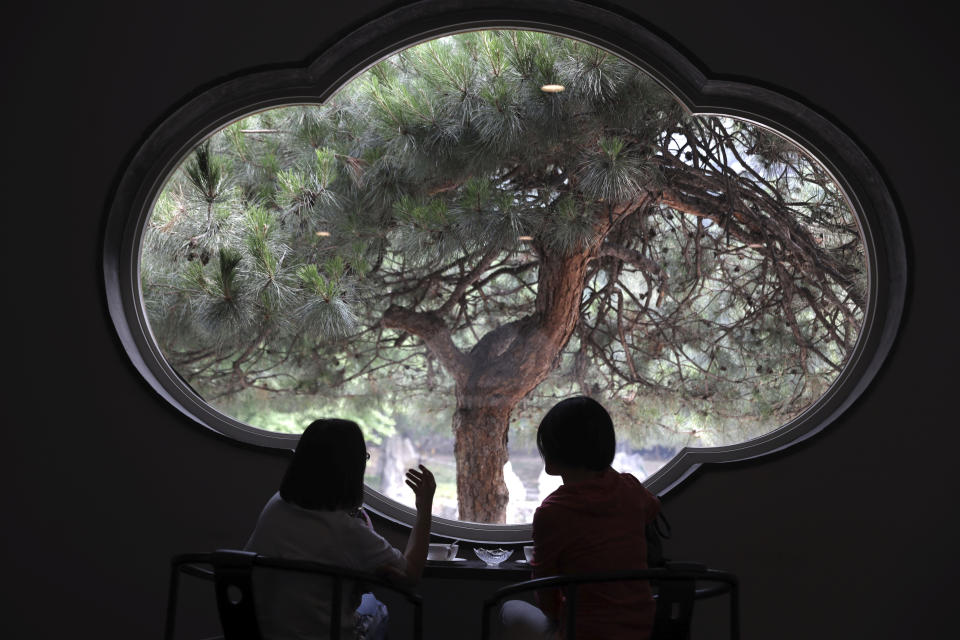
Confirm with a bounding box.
[103,0,906,543]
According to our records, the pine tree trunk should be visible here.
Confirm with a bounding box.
[452,401,511,523]
[450,251,598,522]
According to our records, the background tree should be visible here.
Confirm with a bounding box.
[142,31,865,523]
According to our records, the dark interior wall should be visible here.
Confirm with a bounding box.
[5,1,957,638]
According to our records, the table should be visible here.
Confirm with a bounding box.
[424,558,533,581]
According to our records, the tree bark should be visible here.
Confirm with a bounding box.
[452,402,511,523]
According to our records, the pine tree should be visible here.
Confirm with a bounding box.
[142,31,865,523]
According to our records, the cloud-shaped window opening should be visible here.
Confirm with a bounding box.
[108,11,905,543]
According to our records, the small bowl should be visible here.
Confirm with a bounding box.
[474,547,513,566]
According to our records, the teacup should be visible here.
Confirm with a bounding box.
[427,542,459,561]
[523,545,535,563]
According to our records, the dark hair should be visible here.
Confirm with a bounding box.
[536,396,616,471]
[280,418,366,511]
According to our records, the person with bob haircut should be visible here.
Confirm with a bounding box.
[245,418,435,640]
[499,396,661,640]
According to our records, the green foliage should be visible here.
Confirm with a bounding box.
[243,206,277,273]
[140,29,866,459]
[185,141,228,204]
[214,247,242,301]
[578,136,649,202]
[539,197,596,255]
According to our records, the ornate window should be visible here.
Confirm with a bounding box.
[105,2,905,542]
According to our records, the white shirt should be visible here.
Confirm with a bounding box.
[244,493,405,640]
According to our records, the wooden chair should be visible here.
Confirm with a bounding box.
[481,562,739,639]
[165,549,423,640]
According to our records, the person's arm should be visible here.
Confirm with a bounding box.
[401,464,436,583]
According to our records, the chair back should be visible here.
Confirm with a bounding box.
[165,549,423,640]
[649,562,698,640]
[481,562,738,640]
[211,550,261,640]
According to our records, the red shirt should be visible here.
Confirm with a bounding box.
[531,469,660,639]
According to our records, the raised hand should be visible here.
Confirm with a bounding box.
[404,464,436,514]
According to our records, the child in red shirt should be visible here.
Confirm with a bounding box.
[499,396,661,640]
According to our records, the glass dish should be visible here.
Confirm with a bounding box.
[474,547,513,566]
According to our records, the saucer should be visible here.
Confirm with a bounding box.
[429,557,467,563]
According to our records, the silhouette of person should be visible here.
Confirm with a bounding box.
[245,418,435,640]
[500,396,660,639]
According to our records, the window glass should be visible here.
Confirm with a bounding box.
[141,31,866,524]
